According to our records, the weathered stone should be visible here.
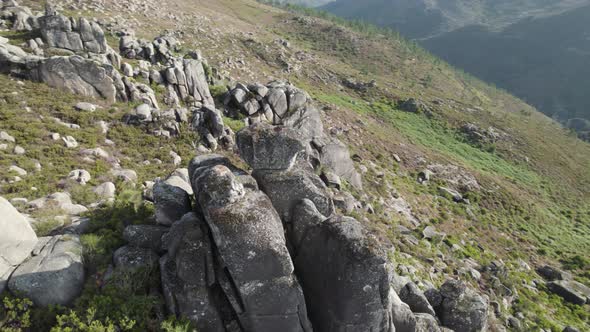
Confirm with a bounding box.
[110,168,137,182]
[8,235,84,306]
[93,182,116,200]
[194,165,312,331]
[39,11,107,54]
[266,88,288,118]
[160,213,225,331]
[320,139,363,189]
[0,196,38,294]
[67,169,91,185]
[153,180,192,226]
[254,166,334,221]
[282,105,324,142]
[289,199,394,331]
[237,122,307,171]
[123,225,169,252]
[438,186,463,203]
[399,282,437,317]
[547,280,590,305]
[113,245,159,271]
[31,56,118,103]
[390,288,417,332]
[536,265,566,281]
[74,102,97,112]
[438,279,488,332]
[414,313,441,332]
[0,131,15,143]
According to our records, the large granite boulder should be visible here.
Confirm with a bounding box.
[230,82,362,190]
[547,280,590,305]
[123,224,169,252]
[389,289,418,332]
[0,36,43,77]
[153,179,192,226]
[0,197,38,294]
[290,199,395,331]
[160,212,226,332]
[192,164,312,331]
[319,138,363,190]
[437,279,489,332]
[31,56,118,103]
[399,282,437,317]
[8,235,84,306]
[225,81,311,127]
[164,58,214,106]
[253,166,334,221]
[113,245,159,272]
[38,8,107,54]
[414,313,441,332]
[237,122,307,171]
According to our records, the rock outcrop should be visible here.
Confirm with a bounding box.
[156,154,313,331]
[38,10,108,54]
[0,33,123,103]
[0,0,39,32]
[226,81,362,189]
[237,123,400,331]
[164,58,214,106]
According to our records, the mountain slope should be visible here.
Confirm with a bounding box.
[422,5,590,126]
[0,0,589,330]
[317,0,590,138]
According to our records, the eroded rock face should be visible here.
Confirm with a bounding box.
[8,235,84,306]
[0,197,38,294]
[399,282,437,317]
[153,180,192,226]
[437,279,489,332]
[123,225,169,253]
[237,123,307,171]
[164,58,214,106]
[39,11,108,54]
[254,166,334,221]
[192,165,312,331]
[160,212,226,332]
[31,56,118,103]
[0,1,39,32]
[547,280,590,305]
[290,199,395,331]
[319,138,363,189]
[229,82,362,189]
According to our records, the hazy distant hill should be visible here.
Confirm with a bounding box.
[423,5,590,123]
[317,0,590,134]
[321,0,590,38]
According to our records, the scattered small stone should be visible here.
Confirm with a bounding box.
[0,131,15,143]
[13,145,25,155]
[68,169,91,185]
[9,165,27,176]
[62,136,78,148]
[74,102,97,112]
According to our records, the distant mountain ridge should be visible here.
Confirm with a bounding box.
[313,0,590,138]
[321,0,590,38]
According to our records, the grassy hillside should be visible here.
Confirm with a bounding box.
[1,0,590,330]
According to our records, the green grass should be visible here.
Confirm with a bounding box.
[315,93,542,188]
